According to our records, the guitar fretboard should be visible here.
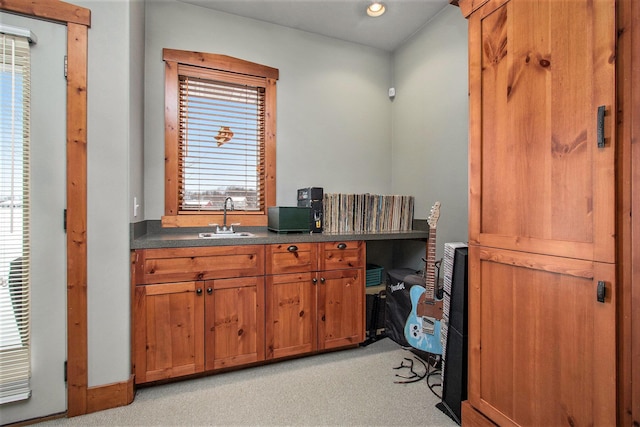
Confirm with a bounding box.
[423,226,437,301]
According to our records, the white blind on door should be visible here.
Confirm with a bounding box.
[0,33,32,405]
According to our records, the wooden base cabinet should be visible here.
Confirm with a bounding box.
[265,241,365,359]
[133,245,265,384]
[134,241,365,385]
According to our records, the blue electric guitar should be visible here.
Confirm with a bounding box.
[404,201,443,355]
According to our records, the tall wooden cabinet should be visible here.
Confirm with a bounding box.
[456,0,624,425]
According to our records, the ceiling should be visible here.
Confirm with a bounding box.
[178,0,451,52]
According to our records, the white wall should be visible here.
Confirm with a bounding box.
[143,1,393,217]
[130,0,146,223]
[73,0,145,387]
[392,5,469,262]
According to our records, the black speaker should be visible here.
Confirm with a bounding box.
[363,291,386,345]
[439,246,468,424]
[447,247,468,336]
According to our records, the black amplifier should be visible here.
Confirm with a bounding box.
[297,187,323,233]
[297,187,323,203]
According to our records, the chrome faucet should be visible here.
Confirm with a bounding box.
[209,197,239,234]
[222,197,234,231]
[209,197,234,234]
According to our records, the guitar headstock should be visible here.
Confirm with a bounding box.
[427,201,441,228]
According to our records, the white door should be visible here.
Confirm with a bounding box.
[0,13,67,424]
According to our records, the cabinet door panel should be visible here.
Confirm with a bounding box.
[468,246,616,426]
[468,0,615,262]
[265,273,316,359]
[134,282,204,384]
[205,277,265,370]
[318,269,365,350]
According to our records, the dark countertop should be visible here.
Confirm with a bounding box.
[131,220,430,249]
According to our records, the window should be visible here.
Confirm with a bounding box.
[162,49,278,227]
[0,31,31,404]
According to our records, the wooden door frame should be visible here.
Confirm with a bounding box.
[632,4,640,423]
[0,0,132,418]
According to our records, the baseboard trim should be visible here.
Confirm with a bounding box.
[86,375,135,414]
[4,412,66,427]
[461,401,496,427]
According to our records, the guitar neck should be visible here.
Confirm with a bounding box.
[423,227,437,301]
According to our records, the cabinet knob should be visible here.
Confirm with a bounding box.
[320,277,326,284]
[337,243,347,250]
[196,288,203,295]
[312,277,318,285]
[287,245,298,252]
[207,287,213,295]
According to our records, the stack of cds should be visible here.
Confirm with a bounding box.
[440,242,468,383]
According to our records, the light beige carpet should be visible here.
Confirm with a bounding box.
[34,338,458,426]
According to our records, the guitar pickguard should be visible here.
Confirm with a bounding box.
[418,299,443,320]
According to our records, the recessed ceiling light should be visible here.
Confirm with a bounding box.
[367,2,386,17]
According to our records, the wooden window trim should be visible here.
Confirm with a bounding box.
[161,49,278,228]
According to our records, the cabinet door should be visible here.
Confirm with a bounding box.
[265,272,316,359]
[204,277,265,370]
[468,246,616,426]
[317,269,365,350]
[468,0,616,262]
[134,282,205,384]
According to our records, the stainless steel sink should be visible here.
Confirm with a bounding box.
[198,232,255,239]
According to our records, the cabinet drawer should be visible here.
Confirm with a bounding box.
[134,245,265,284]
[266,243,317,275]
[319,240,365,271]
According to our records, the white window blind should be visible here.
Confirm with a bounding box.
[0,32,31,405]
[178,66,266,212]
